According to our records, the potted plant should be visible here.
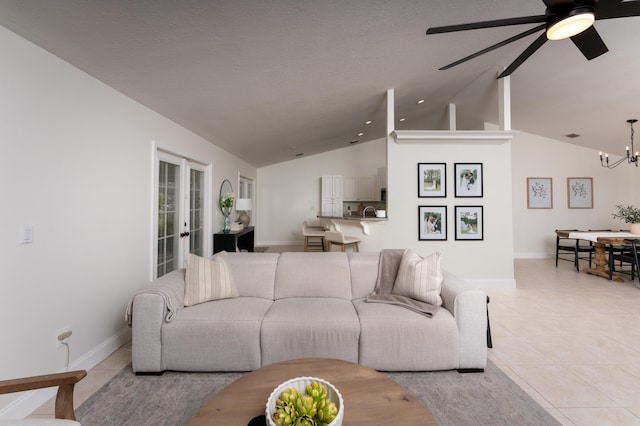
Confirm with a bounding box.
[611,204,640,234]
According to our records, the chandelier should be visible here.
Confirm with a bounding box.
[600,119,639,168]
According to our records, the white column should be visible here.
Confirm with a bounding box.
[498,72,511,131]
[448,103,457,130]
[386,88,395,136]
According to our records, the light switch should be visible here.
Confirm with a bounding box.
[21,225,33,244]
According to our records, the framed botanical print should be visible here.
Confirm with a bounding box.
[527,177,553,209]
[418,206,447,240]
[567,177,593,209]
[454,163,483,197]
[418,163,446,197]
[455,206,483,240]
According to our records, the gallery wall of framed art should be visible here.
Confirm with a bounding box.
[416,162,485,242]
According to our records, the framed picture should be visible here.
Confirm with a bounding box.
[527,177,553,209]
[418,163,446,197]
[418,206,447,240]
[454,163,483,197]
[567,177,593,209]
[455,206,483,240]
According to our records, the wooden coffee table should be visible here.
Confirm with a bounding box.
[189,358,437,425]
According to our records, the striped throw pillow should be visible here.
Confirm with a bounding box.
[392,249,443,306]
[183,252,239,306]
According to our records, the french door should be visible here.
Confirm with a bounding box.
[155,150,208,278]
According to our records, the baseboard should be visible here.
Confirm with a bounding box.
[513,252,554,259]
[0,327,131,420]
[257,240,303,247]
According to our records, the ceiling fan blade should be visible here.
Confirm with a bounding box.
[595,0,640,19]
[439,24,546,70]
[541,0,577,9]
[570,26,608,60]
[426,15,547,35]
[497,32,548,78]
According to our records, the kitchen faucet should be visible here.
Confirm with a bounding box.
[362,206,376,218]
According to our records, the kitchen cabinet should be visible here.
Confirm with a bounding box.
[343,177,375,201]
[321,175,343,216]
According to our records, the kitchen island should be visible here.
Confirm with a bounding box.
[317,215,387,235]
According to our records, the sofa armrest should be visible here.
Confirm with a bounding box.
[129,269,186,372]
[441,270,488,370]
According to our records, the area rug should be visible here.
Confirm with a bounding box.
[76,360,559,426]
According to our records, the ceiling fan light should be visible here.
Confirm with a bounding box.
[546,10,595,40]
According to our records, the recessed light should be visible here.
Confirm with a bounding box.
[350,140,359,144]
[295,153,304,157]
[565,133,581,138]
[358,132,364,137]
[417,99,425,104]
[364,120,372,125]
[399,117,406,122]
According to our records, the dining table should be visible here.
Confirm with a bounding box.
[555,230,640,282]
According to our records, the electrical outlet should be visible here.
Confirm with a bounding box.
[56,327,72,348]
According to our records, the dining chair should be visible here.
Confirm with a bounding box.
[608,239,640,282]
[555,229,593,271]
[589,229,628,271]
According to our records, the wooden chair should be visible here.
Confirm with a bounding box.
[608,239,640,282]
[555,229,593,271]
[0,370,86,424]
[302,221,326,252]
[324,231,360,252]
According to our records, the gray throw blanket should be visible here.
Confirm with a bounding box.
[366,249,438,318]
[125,286,182,326]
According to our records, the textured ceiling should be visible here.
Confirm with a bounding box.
[1,0,639,167]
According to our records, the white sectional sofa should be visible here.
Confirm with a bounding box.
[128,251,488,373]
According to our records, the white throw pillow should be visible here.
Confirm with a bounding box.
[183,252,239,306]
[392,249,443,306]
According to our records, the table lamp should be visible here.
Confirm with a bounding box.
[236,198,253,228]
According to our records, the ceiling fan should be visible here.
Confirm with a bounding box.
[426,0,640,78]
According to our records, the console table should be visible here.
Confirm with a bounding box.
[213,226,254,253]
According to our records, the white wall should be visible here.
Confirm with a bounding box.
[511,130,639,258]
[257,139,386,246]
[0,26,255,417]
[386,137,514,284]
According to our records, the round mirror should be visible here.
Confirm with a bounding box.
[219,179,234,212]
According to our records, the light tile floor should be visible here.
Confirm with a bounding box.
[488,258,640,426]
[29,253,640,426]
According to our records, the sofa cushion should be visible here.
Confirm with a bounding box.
[225,253,279,299]
[162,297,272,371]
[353,299,458,371]
[392,249,443,306]
[274,252,352,300]
[347,252,380,300]
[260,298,360,365]
[183,253,239,307]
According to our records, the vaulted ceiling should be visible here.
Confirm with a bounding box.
[1,0,639,167]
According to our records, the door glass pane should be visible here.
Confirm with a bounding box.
[157,161,180,277]
[189,169,204,256]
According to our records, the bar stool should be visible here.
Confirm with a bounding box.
[302,221,326,252]
[324,230,360,252]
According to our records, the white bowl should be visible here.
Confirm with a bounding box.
[266,376,344,426]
